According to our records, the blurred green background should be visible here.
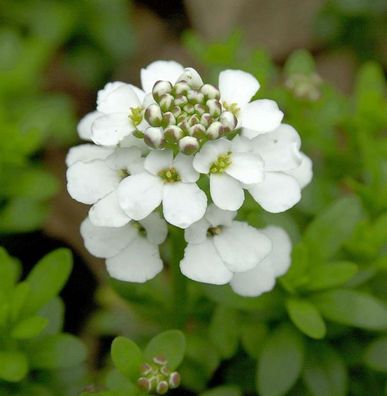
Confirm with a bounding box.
[0,0,386,395]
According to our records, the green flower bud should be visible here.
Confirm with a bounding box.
[159,93,174,112]
[156,380,169,395]
[174,95,188,107]
[200,83,220,99]
[194,103,206,115]
[200,113,212,128]
[164,125,183,142]
[187,90,205,104]
[179,136,199,154]
[152,80,173,102]
[190,123,206,139]
[174,81,190,96]
[169,372,181,389]
[162,112,176,127]
[207,99,222,117]
[145,104,163,127]
[137,377,152,392]
[183,103,195,115]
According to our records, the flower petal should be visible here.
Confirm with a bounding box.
[230,260,276,297]
[225,152,264,184]
[205,204,236,228]
[251,123,302,171]
[77,111,102,141]
[219,69,260,108]
[144,149,173,175]
[141,60,184,93]
[180,240,233,285]
[193,139,231,174]
[213,221,272,272]
[285,152,313,188]
[240,99,284,136]
[118,173,163,220]
[66,144,113,167]
[262,226,292,277]
[210,173,244,211]
[106,236,163,282]
[92,113,135,146]
[140,212,168,245]
[97,83,140,114]
[129,84,146,103]
[174,153,199,182]
[248,172,301,213]
[105,147,143,173]
[184,218,211,244]
[89,191,130,227]
[163,183,207,228]
[80,218,135,258]
[67,160,119,204]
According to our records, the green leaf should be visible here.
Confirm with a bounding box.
[23,248,73,314]
[284,49,316,75]
[0,350,28,382]
[311,289,387,330]
[10,282,30,322]
[28,334,87,369]
[240,322,268,359]
[38,297,65,334]
[111,337,143,381]
[0,247,21,295]
[303,196,363,262]
[199,385,242,396]
[144,330,186,370]
[209,306,239,359]
[302,344,347,396]
[286,298,326,339]
[11,315,48,339]
[257,324,304,396]
[364,336,387,372]
[305,261,358,291]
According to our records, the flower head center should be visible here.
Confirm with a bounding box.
[210,152,232,174]
[129,106,144,126]
[117,168,130,180]
[131,221,147,236]
[158,167,181,183]
[207,225,224,237]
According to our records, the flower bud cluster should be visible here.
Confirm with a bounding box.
[139,77,238,154]
[137,356,181,395]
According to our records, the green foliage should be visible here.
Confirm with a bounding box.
[0,247,86,395]
[111,337,143,381]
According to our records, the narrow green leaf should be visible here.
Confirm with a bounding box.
[38,297,65,334]
[364,336,387,372]
[306,261,358,291]
[311,289,387,330]
[209,306,239,359]
[0,247,21,295]
[257,324,304,396]
[0,350,28,382]
[111,337,143,381]
[11,315,48,339]
[28,334,86,369]
[303,196,362,261]
[144,330,186,370]
[240,322,268,359]
[302,344,347,396]
[286,298,326,339]
[200,385,242,396]
[23,248,73,314]
[10,282,30,322]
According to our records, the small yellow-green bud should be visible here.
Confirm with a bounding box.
[156,381,169,395]
[169,372,181,389]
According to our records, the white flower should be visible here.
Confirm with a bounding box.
[80,212,167,283]
[193,137,264,211]
[230,226,292,297]
[245,124,313,213]
[66,145,144,227]
[117,149,207,229]
[180,205,272,285]
[90,81,146,146]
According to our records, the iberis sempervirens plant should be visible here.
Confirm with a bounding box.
[67,60,312,297]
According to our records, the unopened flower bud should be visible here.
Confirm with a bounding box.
[156,380,169,395]
[188,114,200,126]
[206,121,223,139]
[153,355,168,366]
[219,111,237,131]
[159,93,174,112]
[177,67,203,89]
[171,106,181,118]
[174,81,190,96]
[137,377,152,392]
[190,123,206,138]
[183,103,195,115]
[200,113,212,128]
[164,125,183,142]
[140,363,153,376]
[169,372,181,389]
[152,80,173,102]
[207,99,222,117]
[187,90,205,104]
[179,136,199,154]
[174,95,188,107]
[162,112,176,127]
[201,84,220,99]
[145,104,162,127]
[194,103,206,115]
[144,127,164,148]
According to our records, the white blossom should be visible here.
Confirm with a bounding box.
[80,212,167,282]
[180,205,272,285]
[230,226,292,297]
[66,145,144,227]
[117,149,207,229]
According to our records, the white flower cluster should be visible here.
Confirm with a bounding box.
[67,61,312,296]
